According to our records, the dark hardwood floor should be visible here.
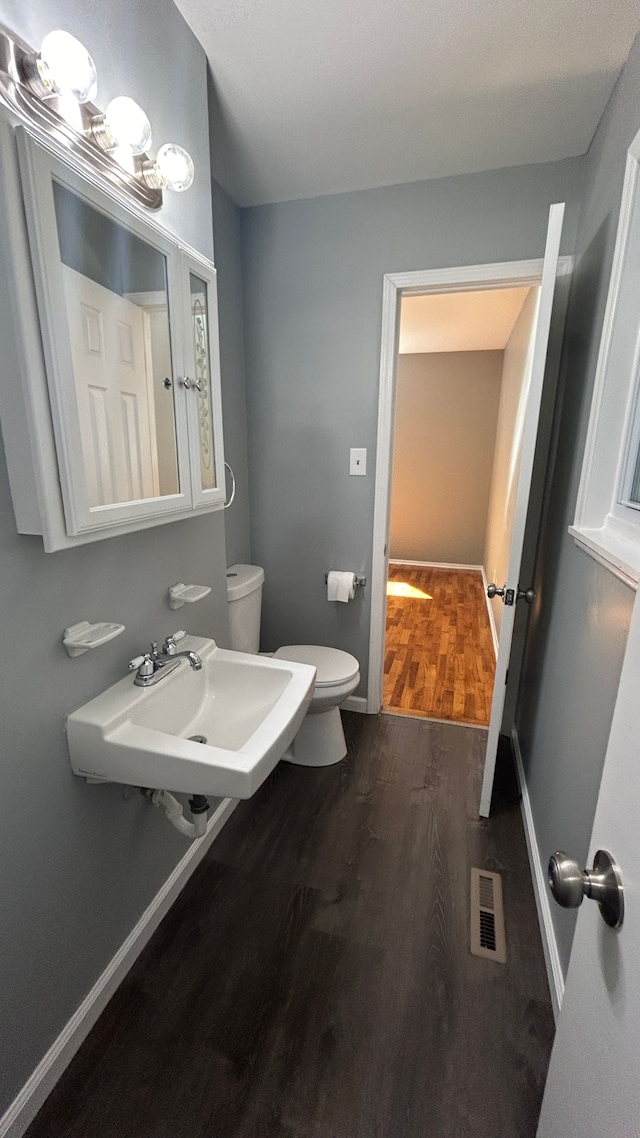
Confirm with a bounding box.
[26,713,554,1138]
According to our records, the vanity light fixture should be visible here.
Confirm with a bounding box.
[21,30,98,104]
[92,95,152,155]
[0,23,196,208]
[143,142,195,192]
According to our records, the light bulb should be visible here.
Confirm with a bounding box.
[93,96,152,156]
[148,143,195,192]
[25,30,97,103]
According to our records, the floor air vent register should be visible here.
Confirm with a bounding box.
[470,868,507,963]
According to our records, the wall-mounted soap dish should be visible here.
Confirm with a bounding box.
[63,621,125,658]
[168,583,212,610]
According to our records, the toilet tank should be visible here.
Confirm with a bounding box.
[226,564,265,653]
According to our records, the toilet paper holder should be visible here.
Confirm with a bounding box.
[325,572,366,587]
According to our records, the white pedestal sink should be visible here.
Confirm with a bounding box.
[66,636,316,799]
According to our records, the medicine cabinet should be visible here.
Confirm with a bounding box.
[0,121,225,551]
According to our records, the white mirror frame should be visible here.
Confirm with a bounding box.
[0,116,225,551]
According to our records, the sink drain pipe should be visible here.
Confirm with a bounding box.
[151,789,210,839]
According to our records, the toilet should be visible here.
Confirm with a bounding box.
[226,564,360,767]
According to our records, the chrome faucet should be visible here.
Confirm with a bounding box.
[154,635,202,670]
[128,631,202,687]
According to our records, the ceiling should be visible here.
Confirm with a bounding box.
[399,287,530,354]
[174,0,640,207]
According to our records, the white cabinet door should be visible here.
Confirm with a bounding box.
[17,130,195,537]
[181,253,226,510]
[5,126,227,550]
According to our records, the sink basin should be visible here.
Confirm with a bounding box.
[66,636,316,799]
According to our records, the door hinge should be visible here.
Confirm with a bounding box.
[504,589,515,606]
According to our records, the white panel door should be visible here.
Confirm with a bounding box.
[62,265,159,507]
[536,585,640,1136]
[479,202,565,816]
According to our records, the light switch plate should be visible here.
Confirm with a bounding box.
[350,447,367,475]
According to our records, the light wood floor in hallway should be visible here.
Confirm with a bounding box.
[384,564,496,726]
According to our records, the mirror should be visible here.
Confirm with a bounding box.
[52,180,180,507]
[3,125,227,550]
[190,272,216,492]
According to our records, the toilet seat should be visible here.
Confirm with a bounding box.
[274,645,360,767]
[273,645,359,688]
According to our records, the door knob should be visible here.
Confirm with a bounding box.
[486,583,505,599]
[517,587,535,604]
[548,849,624,928]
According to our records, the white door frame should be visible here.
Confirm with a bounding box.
[367,256,571,716]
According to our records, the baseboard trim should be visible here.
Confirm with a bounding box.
[480,566,499,659]
[511,727,564,1022]
[343,695,367,714]
[389,559,483,571]
[0,796,238,1138]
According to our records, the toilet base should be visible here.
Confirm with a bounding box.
[283,705,347,767]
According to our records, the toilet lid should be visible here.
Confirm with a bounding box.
[226,564,264,601]
[274,645,359,687]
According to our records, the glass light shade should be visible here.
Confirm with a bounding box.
[155,143,195,192]
[36,30,98,103]
[101,96,152,155]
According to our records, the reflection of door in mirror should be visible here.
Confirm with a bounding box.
[123,292,177,498]
[62,266,159,506]
[190,273,215,492]
[52,180,180,508]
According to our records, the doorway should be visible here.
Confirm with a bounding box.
[368,211,570,814]
[383,285,535,727]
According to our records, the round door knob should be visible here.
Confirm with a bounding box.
[487,583,504,599]
[548,849,624,929]
[548,852,586,909]
[517,587,535,604]
[194,378,205,392]
[181,376,193,389]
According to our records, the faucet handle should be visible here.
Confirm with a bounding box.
[162,630,187,655]
[128,653,154,678]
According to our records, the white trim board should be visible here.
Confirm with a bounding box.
[511,727,564,1021]
[480,566,499,659]
[0,796,238,1138]
[388,559,483,571]
[368,255,573,716]
[570,125,640,587]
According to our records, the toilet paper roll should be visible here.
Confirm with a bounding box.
[327,571,356,602]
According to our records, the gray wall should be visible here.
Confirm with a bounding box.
[516,35,640,973]
[0,0,247,1116]
[390,350,503,565]
[241,158,584,689]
